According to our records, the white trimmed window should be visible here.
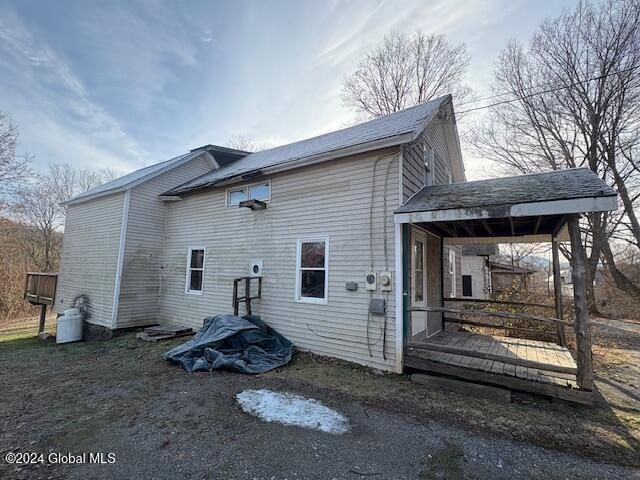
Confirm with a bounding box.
[449,249,456,298]
[185,247,205,294]
[227,180,271,206]
[423,143,434,186]
[295,237,329,304]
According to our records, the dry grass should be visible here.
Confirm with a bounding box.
[597,283,640,320]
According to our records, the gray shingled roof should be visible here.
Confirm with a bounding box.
[64,145,249,205]
[165,95,449,195]
[396,168,616,214]
[64,150,199,205]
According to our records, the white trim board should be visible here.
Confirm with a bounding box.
[394,196,618,224]
[185,246,206,295]
[294,236,330,305]
[394,223,404,373]
[111,189,131,329]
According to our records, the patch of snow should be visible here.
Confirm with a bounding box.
[236,389,349,434]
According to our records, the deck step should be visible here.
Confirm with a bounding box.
[405,352,593,405]
[411,373,512,403]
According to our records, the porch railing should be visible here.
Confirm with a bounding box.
[410,297,570,347]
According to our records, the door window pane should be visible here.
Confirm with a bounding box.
[415,271,424,302]
[414,240,424,302]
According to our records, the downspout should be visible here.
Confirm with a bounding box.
[111,189,131,329]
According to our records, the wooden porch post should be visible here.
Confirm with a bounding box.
[567,215,594,390]
[552,234,567,346]
[440,237,445,331]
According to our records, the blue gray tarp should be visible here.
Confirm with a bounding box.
[163,314,293,374]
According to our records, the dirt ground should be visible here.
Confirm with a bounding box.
[0,316,639,479]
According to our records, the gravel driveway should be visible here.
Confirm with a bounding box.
[1,327,638,479]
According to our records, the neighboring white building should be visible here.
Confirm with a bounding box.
[460,244,496,299]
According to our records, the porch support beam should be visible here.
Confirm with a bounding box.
[458,221,475,236]
[440,236,445,331]
[552,234,567,347]
[567,214,593,390]
[481,220,494,236]
[436,222,457,237]
[533,216,542,235]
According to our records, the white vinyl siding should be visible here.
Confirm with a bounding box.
[158,149,399,371]
[54,192,125,327]
[423,143,434,186]
[115,153,213,328]
[401,110,463,300]
[461,255,491,300]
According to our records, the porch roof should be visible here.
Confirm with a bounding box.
[394,168,617,241]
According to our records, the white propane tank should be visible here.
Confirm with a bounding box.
[56,308,83,344]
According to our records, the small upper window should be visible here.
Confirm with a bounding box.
[296,238,329,303]
[186,247,205,294]
[423,144,434,186]
[227,181,271,206]
[249,182,270,201]
[228,189,247,206]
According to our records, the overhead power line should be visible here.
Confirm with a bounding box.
[456,64,640,115]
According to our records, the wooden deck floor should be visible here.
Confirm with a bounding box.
[405,330,593,404]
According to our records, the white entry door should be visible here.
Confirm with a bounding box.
[410,228,428,340]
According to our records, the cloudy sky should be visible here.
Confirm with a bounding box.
[0,0,578,179]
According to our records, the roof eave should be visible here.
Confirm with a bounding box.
[62,150,216,207]
[161,131,412,197]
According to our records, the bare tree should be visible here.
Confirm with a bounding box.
[470,0,640,305]
[12,176,60,271]
[342,31,472,119]
[227,134,274,152]
[11,164,116,271]
[44,163,116,217]
[0,112,32,211]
